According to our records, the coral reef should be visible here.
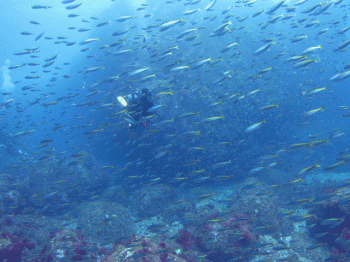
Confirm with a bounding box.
[303,182,350,259]
[102,235,190,262]
[0,232,35,262]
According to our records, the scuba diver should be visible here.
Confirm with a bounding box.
[125,88,154,138]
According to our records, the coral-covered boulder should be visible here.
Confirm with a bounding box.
[71,201,135,243]
[100,185,129,206]
[231,178,285,234]
[130,184,177,217]
[162,201,197,224]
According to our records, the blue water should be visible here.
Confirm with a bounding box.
[0,0,350,261]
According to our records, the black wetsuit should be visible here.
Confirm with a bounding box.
[127,90,154,129]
